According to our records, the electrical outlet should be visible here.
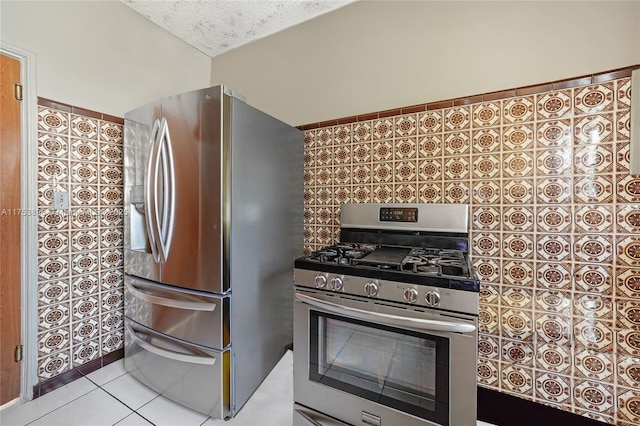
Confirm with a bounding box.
[53,190,69,210]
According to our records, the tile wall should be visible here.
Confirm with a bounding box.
[36,102,124,382]
[302,76,640,425]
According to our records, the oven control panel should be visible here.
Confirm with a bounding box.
[379,207,418,223]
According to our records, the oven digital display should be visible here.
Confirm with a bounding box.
[379,207,418,223]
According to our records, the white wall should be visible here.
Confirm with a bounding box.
[1,1,211,117]
[210,1,640,126]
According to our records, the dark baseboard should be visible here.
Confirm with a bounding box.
[478,387,611,426]
[33,348,124,399]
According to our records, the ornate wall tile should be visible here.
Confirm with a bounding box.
[617,141,631,173]
[72,339,100,367]
[38,326,70,357]
[100,186,123,207]
[574,348,614,381]
[71,251,99,275]
[316,128,333,147]
[574,82,615,115]
[418,135,443,157]
[574,144,614,175]
[536,90,572,120]
[70,161,99,185]
[536,234,572,262]
[333,125,352,145]
[503,97,535,124]
[617,387,640,424]
[38,132,68,158]
[472,180,501,204]
[315,167,331,186]
[39,210,69,232]
[373,119,394,140]
[477,358,500,388]
[617,205,640,235]
[393,137,417,160]
[101,309,123,333]
[443,106,470,131]
[573,379,615,415]
[535,119,572,148]
[71,229,99,252]
[616,299,640,330]
[38,232,69,257]
[316,207,332,225]
[443,156,469,180]
[472,206,501,231]
[71,274,99,299]
[474,257,501,283]
[503,152,534,178]
[352,186,372,204]
[574,114,614,145]
[479,283,500,305]
[71,208,99,229]
[617,329,640,357]
[372,185,393,203]
[418,111,443,134]
[478,334,500,359]
[333,144,351,165]
[535,262,572,290]
[444,131,470,156]
[334,186,351,205]
[417,159,441,181]
[99,122,123,143]
[479,305,500,334]
[574,264,613,295]
[473,232,501,257]
[38,280,70,305]
[70,115,98,139]
[502,339,534,367]
[617,236,640,266]
[303,130,316,149]
[393,161,417,182]
[37,182,56,207]
[535,313,571,346]
[37,351,70,381]
[372,140,393,162]
[100,268,123,291]
[536,148,572,177]
[574,319,614,352]
[303,149,315,169]
[443,181,470,204]
[536,343,571,375]
[393,184,417,203]
[501,365,534,395]
[102,330,124,354]
[71,185,98,207]
[38,107,69,134]
[100,165,124,186]
[617,354,640,388]
[501,287,533,309]
[503,179,535,204]
[472,128,501,153]
[503,233,534,260]
[534,290,571,315]
[37,158,68,183]
[316,226,333,246]
[573,234,613,264]
[537,206,572,233]
[535,372,571,405]
[575,205,613,233]
[394,115,416,137]
[101,289,124,311]
[72,296,99,320]
[303,168,315,186]
[333,166,351,186]
[351,143,371,163]
[617,174,640,203]
[70,138,98,162]
[472,102,501,128]
[502,260,534,287]
[38,255,70,281]
[574,293,614,321]
[536,177,572,204]
[574,175,613,204]
[37,302,70,331]
[617,78,632,109]
[502,206,534,232]
[417,182,442,203]
[352,122,371,142]
[501,308,534,340]
[101,248,124,270]
[472,154,501,180]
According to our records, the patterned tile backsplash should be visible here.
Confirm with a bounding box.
[36,102,124,382]
[303,76,640,425]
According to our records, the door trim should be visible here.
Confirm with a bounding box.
[1,42,38,402]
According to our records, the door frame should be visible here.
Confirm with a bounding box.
[1,42,38,402]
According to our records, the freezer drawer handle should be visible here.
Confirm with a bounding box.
[295,292,476,333]
[127,324,217,365]
[145,119,162,263]
[128,281,217,311]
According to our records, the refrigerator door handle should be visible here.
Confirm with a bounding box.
[127,278,218,311]
[127,323,217,365]
[157,117,176,263]
[144,119,162,263]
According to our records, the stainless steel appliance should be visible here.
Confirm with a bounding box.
[293,203,479,426]
[123,86,302,419]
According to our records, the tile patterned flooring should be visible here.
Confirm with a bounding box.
[1,351,494,426]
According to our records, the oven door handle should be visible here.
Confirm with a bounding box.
[295,292,476,333]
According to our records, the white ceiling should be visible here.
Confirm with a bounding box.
[120,0,353,58]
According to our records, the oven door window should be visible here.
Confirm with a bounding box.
[309,310,449,425]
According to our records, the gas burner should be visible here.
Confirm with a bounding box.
[309,243,376,265]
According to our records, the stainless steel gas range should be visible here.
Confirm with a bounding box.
[293,203,479,426]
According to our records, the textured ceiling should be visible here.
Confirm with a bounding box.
[120,0,353,58]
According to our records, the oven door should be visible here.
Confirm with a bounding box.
[294,289,477,426]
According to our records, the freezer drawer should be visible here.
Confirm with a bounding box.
[125,319,231,419]
[124,275,230,349]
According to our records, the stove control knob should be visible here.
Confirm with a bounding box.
[329,277,343,291]
[403,288,418,303]
[364,282,378,297]
[315,275,327,288]
[425,291,441,307]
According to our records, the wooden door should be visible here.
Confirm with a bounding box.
[0,52,22,405]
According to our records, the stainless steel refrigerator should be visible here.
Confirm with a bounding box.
[123,86,302,419]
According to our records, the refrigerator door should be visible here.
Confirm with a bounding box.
[159,87,225,294]
[124,102,162,282]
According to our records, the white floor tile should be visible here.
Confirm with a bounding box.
[477,421,497,426]
[136,395,209,426]
[85,359,127,386]
[102,373,159,410]
[0,377,96,426]
[114,412,154,425]
[28,388,132,426]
